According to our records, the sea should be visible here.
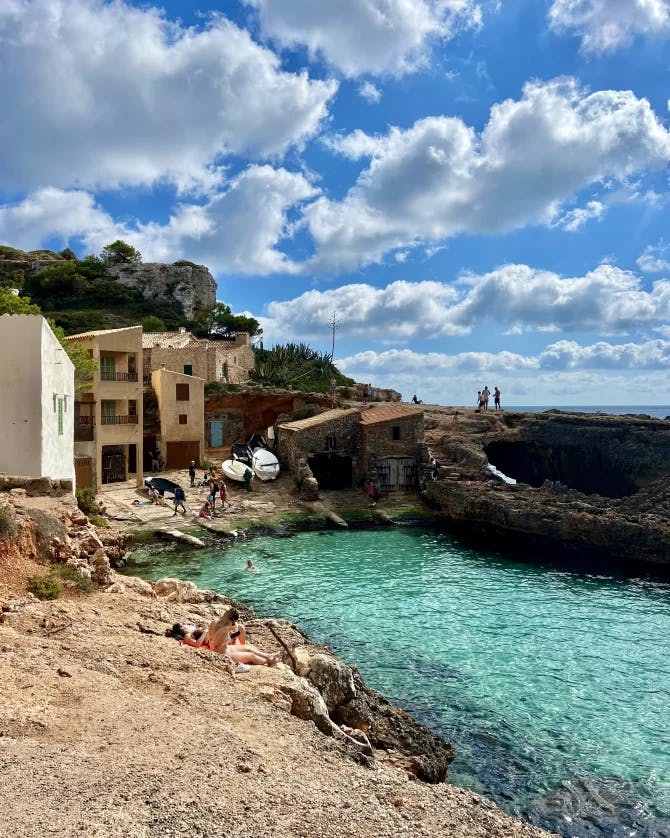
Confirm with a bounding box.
[128,403,670,838]
[507,405,670,420]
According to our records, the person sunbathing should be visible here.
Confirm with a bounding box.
[181,608,280,666]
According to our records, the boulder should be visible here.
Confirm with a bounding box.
[307,653,356,712]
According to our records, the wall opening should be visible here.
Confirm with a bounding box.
[308,453,353,490]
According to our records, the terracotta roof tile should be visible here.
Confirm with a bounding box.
[359,404,423,425]
[142,331,201,349]
[64,325,142,340]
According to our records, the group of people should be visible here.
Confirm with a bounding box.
[193,463,232,519]
[476,386,501,411]
[169,607,280,670]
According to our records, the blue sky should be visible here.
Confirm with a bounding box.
[1,0,670,405]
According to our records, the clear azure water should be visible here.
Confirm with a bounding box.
[129,529,670,838]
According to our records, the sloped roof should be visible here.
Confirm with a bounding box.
[359,404,423,425]
[278,408,361,431]
[64,325,142,340]
[142,330,202,349]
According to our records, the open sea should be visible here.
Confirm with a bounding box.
[130,526,670,838]
[507,406,670,420]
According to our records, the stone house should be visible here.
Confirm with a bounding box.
[143,329,255,385]
[151,367,205,468]
[278,404,426,492]
[65,326,143,492]
[0,315,75,488]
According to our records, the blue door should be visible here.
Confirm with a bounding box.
[210,420,223,447]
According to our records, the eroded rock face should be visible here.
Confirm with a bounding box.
[107,262,216,319]
[424,407,670,567]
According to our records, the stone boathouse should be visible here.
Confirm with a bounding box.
[278,404,427,493]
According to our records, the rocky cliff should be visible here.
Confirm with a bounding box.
[108,261,216,319]
[423,407,670,568]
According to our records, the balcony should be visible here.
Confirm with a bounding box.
[100,371,138,382]
[100,415,139,425]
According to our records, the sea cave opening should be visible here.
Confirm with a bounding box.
[484,440,638,499]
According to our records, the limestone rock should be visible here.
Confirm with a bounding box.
[292,646,311,677]
[107,575,156,597]
[90,549,115,586]
[308,653,356,712]
[107,262,216,319]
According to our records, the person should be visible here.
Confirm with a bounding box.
[219,480,229,510]
[147,486,159,504]
[208,476,219,512]
[411,394,422,404]
[494,386,501,411]
[182,608,280,666]
[188,460,196,488]
[172,485,186,516]
[431,458,440,480]
[365,478,380,506]
[245,559,256,572]
[151,451,160,473]
[476,390,483,409]
[198,500,212,519]
[482,385,490,411]
[243,467,253,493]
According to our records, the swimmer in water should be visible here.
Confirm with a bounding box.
[245,559,256,572]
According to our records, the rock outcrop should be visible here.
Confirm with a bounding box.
[423,407,670,567]
[107,261,216,319]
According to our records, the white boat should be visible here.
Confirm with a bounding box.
[221,459,251,482]
[251,448,280,481]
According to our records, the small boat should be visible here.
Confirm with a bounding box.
[221,459,252,482]
[231,443,252,464]
[251,448,280,481]
[144,477,182,497]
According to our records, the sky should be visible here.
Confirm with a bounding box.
[1,0,670,406]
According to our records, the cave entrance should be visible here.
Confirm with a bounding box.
[484,440,637,499]
[308,453,353,490]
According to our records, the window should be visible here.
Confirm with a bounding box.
[100,355,116,380]
[326,435,337,451]
[57,398,63,435]
[101,400,116,424]
[390,425,401,440]
[222,362,228,381]
[179,414,188,425]
[176,383,190,401]
[128,400,137,417]
[183,364,193,376]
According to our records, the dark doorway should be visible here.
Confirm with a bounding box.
[308,453,353,489]
[128,444,137,474]
[143,435,156,472]
[102,445,126,484]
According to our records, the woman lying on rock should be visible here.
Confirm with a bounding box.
[173,608,281,667]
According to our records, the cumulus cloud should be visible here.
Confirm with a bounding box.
[260,262,670,340]
[310,78,670,270]
[0,167,318,274]
[244,0,481,76]
[0,0,336,193]
[554,200,605,231]
[358,81,382,103]
[548,0,670,53]
[637,242,670,274]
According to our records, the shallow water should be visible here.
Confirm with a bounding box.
[129,529,670,838]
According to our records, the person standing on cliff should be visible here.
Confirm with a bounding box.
[494,387,501,410]
[482,386,491,411]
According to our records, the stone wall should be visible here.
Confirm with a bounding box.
[108,262,216,319]
[278,410,363,480]
[143,345,209,382]
[360,413,426,481]
[206,336,255,384]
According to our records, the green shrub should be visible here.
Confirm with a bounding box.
[88,514,109,528]
[0,505,19,540]
[76,488,98,515]
[53,564,94,594]
[28,574,62,600]
[200,459,213,470]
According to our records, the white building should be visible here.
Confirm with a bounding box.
[0,315,75,486]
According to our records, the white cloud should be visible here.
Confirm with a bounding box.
[548,0,670,53]
[244,0,481,77]
[310,78,670,270]
[336,341,670,405]
[554,200,605,231]
[0,167,318,274]
[358,81,382,103]
[637,242,670,274]
[0,0,337,193]
[259,262,670,340]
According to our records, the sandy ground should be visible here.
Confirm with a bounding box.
[0,586,556,838]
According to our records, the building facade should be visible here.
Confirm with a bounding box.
[151,367,205,468]
[0,315,75,487]
[66,326,144,491]
[359,404,426,490]
[143,329,255,385]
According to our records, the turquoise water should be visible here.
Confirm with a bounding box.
[129,529,670,837]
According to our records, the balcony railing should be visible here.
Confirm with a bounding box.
[74,425,95,441]
[100,414,139,425]
[100,371,138,382]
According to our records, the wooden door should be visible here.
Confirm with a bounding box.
[166,440,201,469]
[74,457,93,490]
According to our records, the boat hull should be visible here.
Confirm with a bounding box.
[221,460,251,482]
[251,449,280,481]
